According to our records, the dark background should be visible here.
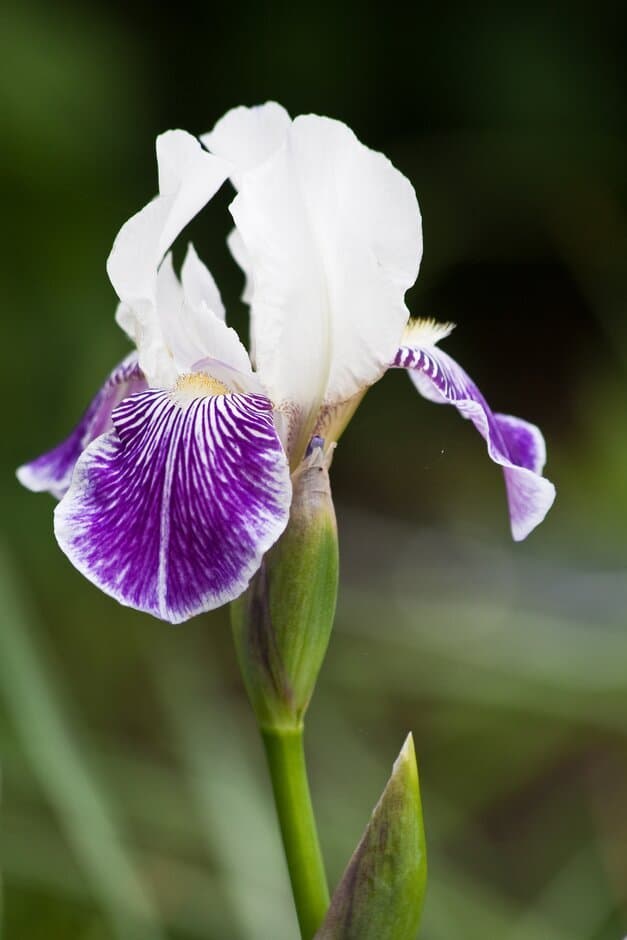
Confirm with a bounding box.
[2,2,627,938]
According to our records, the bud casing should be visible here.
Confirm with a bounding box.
[230,440,338,731]
[315,734,427,940]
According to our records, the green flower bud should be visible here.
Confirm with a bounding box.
[315,734,427,940]
[230,438,339,731]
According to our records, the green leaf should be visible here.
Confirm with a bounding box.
[315,734,427,940]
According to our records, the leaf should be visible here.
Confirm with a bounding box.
[315,733,427,940]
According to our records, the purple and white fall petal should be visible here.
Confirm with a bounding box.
[394,325,555,541]
[54,385,292,623]
[17,354,146,499]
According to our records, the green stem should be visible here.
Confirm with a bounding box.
[261,726,329,939]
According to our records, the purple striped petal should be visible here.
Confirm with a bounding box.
[394,344,555,540]
[17,354,146,499]
[54,388,291,623]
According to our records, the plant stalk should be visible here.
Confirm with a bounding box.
[261,725,329,939]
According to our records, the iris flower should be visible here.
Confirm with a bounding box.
[18,103,555,624]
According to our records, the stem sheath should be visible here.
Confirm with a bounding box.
[261,726,329,939]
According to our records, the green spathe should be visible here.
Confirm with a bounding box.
[231,441,339,730]
[314,734,427,940]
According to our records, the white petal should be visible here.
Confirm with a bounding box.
[108,127,243,389]
[115,301,169,386]
[155,253,252,381]
[107,130,228,312]
[181,242,225,320]
[108,199,169,320]
[227,227,254,305]
[226,227,258,369]
[155,131,229,259]
[229,114,422,439]
[183,304,253,378]
[205,104,291,369]
[201,102,291,189]
[155,251,184,317]
[115,301,137,343]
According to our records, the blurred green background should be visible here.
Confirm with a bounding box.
[2,1,627,937]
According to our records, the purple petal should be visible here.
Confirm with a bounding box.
[492,412,545,473]
[17,354,146,499]
[394,344,556,540]
[54,389,291,623]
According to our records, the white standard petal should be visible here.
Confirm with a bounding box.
[106,129,228,334]
[203,104,290,375]
[228,113,422,455]
[227,227,254,305]
[106,131,229,389]
[201,102,291,189]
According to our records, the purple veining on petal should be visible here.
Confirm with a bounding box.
[394,344,556,541]
[17,354,146,499]
[54,389,292,623]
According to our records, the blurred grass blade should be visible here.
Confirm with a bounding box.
[0,545,164,940]
[315,733,426,940]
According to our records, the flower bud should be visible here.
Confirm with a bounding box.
[314,734,427,940]
[230,438,339,730]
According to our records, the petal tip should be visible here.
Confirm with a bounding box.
[16,461,63,498]
[399,341,556,541]
[395,731,417,773]
[509,474,556,542]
